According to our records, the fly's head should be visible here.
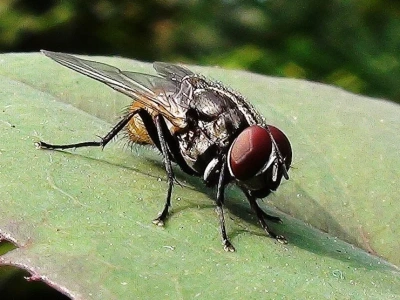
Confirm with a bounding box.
[227,125,292,198]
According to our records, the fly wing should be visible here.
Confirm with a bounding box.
[153,62,194,82]
[41,50,188,128]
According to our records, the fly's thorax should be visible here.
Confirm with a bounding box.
[177,126,221,175]
[176,98,248,176]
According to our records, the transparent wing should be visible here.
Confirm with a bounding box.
[41,50,187,128]
[153,62,194,82]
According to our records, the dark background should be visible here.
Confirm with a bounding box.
[1,0,400,103]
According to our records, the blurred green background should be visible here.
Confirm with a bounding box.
[1,0,399,103]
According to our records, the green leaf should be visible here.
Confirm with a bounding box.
[0,53,399,299]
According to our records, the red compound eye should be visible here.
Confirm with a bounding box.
[228,125,292,181]
[268,125,292,170]
[229,125,272,180]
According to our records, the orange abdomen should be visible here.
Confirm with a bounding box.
[126,101,154,145]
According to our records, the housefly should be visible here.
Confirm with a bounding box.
[36,50,292,252]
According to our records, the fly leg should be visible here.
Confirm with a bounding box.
[243,189,287,244]
[36,111,137,150]
[151,115,175,226]
[135,111,193,226]
[215,158,235,252]
[259,210,282,223]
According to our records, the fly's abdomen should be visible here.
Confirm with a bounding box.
[126,102,154,145]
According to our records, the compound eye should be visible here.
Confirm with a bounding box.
[268,125,292,170]
[228,125,272,180]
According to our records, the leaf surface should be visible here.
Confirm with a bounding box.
[0,53,399,299]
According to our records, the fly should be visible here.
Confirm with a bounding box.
[36,50,292,252]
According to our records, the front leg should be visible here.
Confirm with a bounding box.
[243,189,287,244]
[215,157,235,252]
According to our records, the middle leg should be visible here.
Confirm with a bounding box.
[151,115,175,226]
